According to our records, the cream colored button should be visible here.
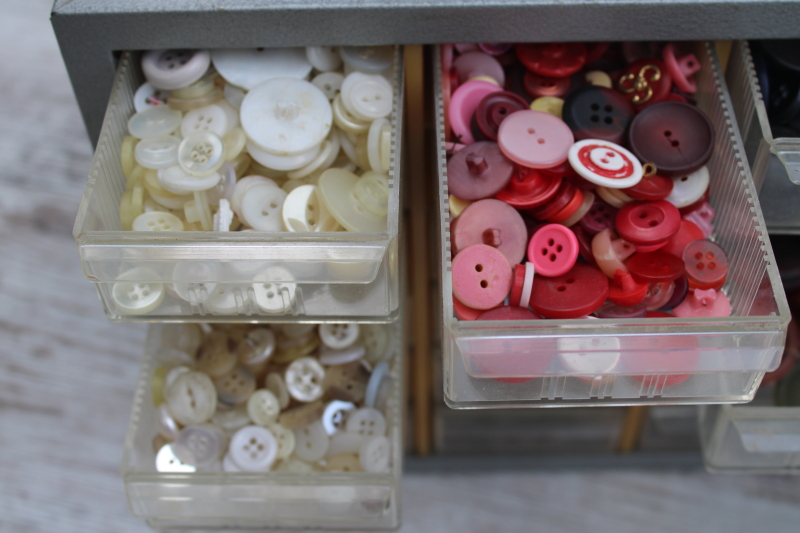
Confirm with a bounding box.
[269,423,296,459]
[142,49,210,90]
[222,127,246,161]
[222,452,243,472]
[173,424,228,467]
[212,48,312,91]
[326,430,365,458]
[167,87,224,112]
[132,211,184,232]
[318,168,388,232]
[240,183,288,232]
[341,72,393,121]
[119,185,145,231]
[172,260,219,303]
[278,400,324,429]
[276,458,315,473]
[213,198,233,232]
[207,163,236,206]
[312,71,344,100]
[273,334,321,365]
[530,96,565,119]
[359,435,390,473]
[165,370,217,425]
[212,404,251,435]
[293,420,330,462]
[247,388,281,426]
[229,425,278,472]
[156,443,196,473]
[135,136,180,169]
[360,324,392,365]
[345,407,386,438]
[121,136,138,178]
[252,268,296,314]
[195,331,237,377]
[320,345,365,366]
[164,365,192,389]
[585,70,613,88]
[306,46,342,72]
[214,365,256,406]
[134,82,171,112]
[265,372,290,409]
[319,323,360,350]
[367,118,391,173]
[332,94,370,135]
[282,323,317,338]
[230,175,278,216]
[325,453,363,472]
[184,190,214,230]
[340,46,393,74]
[595,186,628,209]
[112,267,165,314]
[281,184,340,232]
[237,328,276,367]
[246,138,322,172]
[180,104,228,138]
[156,403,180,441]
[159,165,221,194]
[170,70,218,99]
[323,361,368,403]
[354,171,390,217]
[284,140,333,180]
[285,357,326,402]
[178,131,225,177]
[322,400,356,435]
[337,128,359,164]
[224,83,246,110]
[205,284,249,314]
[128,105,182,139]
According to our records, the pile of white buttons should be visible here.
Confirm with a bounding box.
[120,46,394,233]
[152,322,395,474]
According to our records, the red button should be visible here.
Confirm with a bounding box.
[616,58,673,109]
[452,244,512,310]
[495,166,562,209]
[528,224,579,277]
[529,180,576,221]
[616,200,681,246]
[596,302,647,318]
[540,160,576,180]
[608,269,648,306]
[516,43,588,78]
[641,281,676,310]
[585,42,611,65]
[627,250,685,283]
[477,306,540,320]
[578,197,618,235]
[572,225,597,266]
[623,175,674,201]
[453,295,485,321]
[661,219,704,257]
[523,71,571,99]
[530,263,609,319]
[474,91,532,142]
[452,198,528,265]
[548,188,585,223]
[509,264,526,306]
[447,141,514,200]
[645,311,673,318]
[662,43,701,94]
[682,239,728,290]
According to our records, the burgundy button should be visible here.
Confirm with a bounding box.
[596,302,647,319]
[616,58,673,109]
[627,250,686,283]
[548,188,585,224]
[509,263,526,306]
[474,91,529,141]
[452,198,529,265]
[447,141,514,200]
[523,71,571,99]
[565,173,597,191]
[453,51,505,86]
[616,200,681,246]
[529,180,576,221]
[572,225,597,266]
[628,101,715,177]
[578,197,618,235]
[608,269,647,306]
[562,86,635,145]
[453,295,484,321]
[530,263,609,319]
[661,219,704,258]
[682,239,728,291]
[504,62,534,104]
[477,306,540,320]
[516,43,588,78]
[646,311,673,318]
[585,42,612,65]
[623,174,674,201]
[495,166,562,209]
[658,274,688,311]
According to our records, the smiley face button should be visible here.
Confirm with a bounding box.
[568,139,643,189]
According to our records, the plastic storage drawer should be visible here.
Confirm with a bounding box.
[121,322,403,530]
[436,41,790,408]
[73,49,403,322]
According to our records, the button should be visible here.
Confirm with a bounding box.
[128,106,182,139]
[578,197,618,235]
[451,199,527,265]
[683,239,728,290]
[322,400,356,435]
[452,244,513,310]
[320,345,365,366]
[623,174,674,201]
[111,267,166,314]
[285,357,326,402]
[529,180,576,221]
[658,274,689,311]
[240,184,288,231]
[281,184,340,232]
[616,59,673,109]
[529,96,565,118]
[453,296,485,321]
[158,165,220,196]
[230,175,279,217]
[498,110,574,169]
[627,250,686,284]
[523,72,571,99]
[366,118,391,173]
[661,219,704,257]
[474,92,529,141]
[628,102,715,177]
[662,44,701,93]
[155,403,180,441]
[449,80,503,144]
[276,458,315,473]
[353,171,390,216]
[664,166,710,208]
[678,187,710,216]
[591,228,637,278]
[326,453,364,473]
[247,389,281,426]
[177,131,225,177]
[173,424,227,467]
[156,443,196,473]
[212,199,233,232]
[596,302,647,318]
[214,365,256,406]
[265,372,291,409]
[530,263,609,319]
[142,49,211,90]
[572,225,597,266]
[360,325,393,366]
[221,127,247,162]
[306,46,342,72]
[180,104,228,138]
[608,269,647,306]
[312,71,345,101]
[516,43,587,77]
[562,86,635,145]
[195,331,237,377]
[585,70,612,88]
[319,323,360,350]
[211,48,311,91]
[561,189,595,227]
[528,224,578,277]
[212,404,251,435]
[476,305,540,320]
[495,166,561,210]
[278,400,325,430]
[509,264,526,306]
[340,46,393,74]
[346,407,386,438]
[135,136,179,170]
[317,168,387,232]
[557,336,621,375]
[323,361,368,403]
[134,82,171,112]
[359,435,391,473]
[568,139,643,189]
[548,188,585,224]
[229,425,278,472]
[683,202,714,238]
[642,281,676,310]
[453,51,505,86]
[365,361,390,408]
[269,423,296,459]
[595,186,627,209]
[327,429,366,458]
[294,420,330,462]
[340,72,393,121]
[616,200,681,247]
[224,83,246,110]
[164,370,217,426]
[447,142,514,200]
[673,288,731,318]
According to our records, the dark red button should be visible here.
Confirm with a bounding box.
[661,219,704,257]
[474,91,530,141]
[529,180,576,221]
[616,58,673,109]
[586,42,612,65]
[623,174,674,201]
[628,102,715,177]
[641,281,676,310]
[495,166,562,209]
[596,302,647,319]
[504,62,534,104]
[530,263,609,319]
[578,197,618,235]
[540,160,576,180]
[683,239,728,290]
[627,250,685,283]
[447,141,514,200]
[616,200,681,246]
[608,269,647,306]
[645,311,673,318]
[572,225,597,266]
[516,43,587,78]
[523,71,570,99]
[562,86,635,145]
[453,295,484,321]
[477,306,540,320]
[565,173,597,191]
[452,198,529,265]
[509,264,526,306]
[658,274,688,311]
[548,188,584,223]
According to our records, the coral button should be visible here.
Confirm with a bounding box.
[452,198,528,265]
[530,263,609,319]
[453,295,485,321]
[616,200,681,246]
[495,166,562,209]
[497,110,574,169]
[447,141,514,200]
[682,239,728,290]
[528,224,579,277]
[452,244,512,310]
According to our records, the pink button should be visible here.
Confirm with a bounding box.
[591,228,636,278]
[673,288,731,318]
[452,244,512,310]
[453,51,506,87]
[448,80,503,145]
[683,202,715,238]
[662,43,701,94]
[452,199,528,265]
[497,110,574,169]
[447,141,514,200]
[453,295,485,321]
[477,306,539,320]
[528,224,578,277]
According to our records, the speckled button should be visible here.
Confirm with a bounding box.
[474,92,529,141]
[452,244,512,310]
[452,198,528,265]
[453,51,505,86]
[530,263,609,319]
[448,80,503,144]
[516,43,587,77]
[617,59,673,109]
[562,86,635,145]
[497,110,574,169]
[568,139,643,189]
[616,200,681,246]
[447,141,514,200]
[528,224,578,277]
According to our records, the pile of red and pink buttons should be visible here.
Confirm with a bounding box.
[444,42,730,322]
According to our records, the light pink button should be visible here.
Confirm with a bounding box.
[683,202,715,238]
[452,244,512,310]
[497,110,574,169]
[528,224,578,277]
[453,51,506,87]
[448,80,503,145]
[452,199,528,265]
[673,288,731,318]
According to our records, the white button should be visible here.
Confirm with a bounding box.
[353,171,390,217]
[282,323,317,339]
[252,267,297,314]
[281,184,340,232]
[111,267,165,315]
[134,135,179,169]
[247,389,281,426]
[222,452,243,472]
[212,404,251,435]
[218,100,240,133]
[164,365,192,389]
[319,323,360,350]
[205,284,249,314]
[184,190,214,230]
[359,435,391,473]
[341,72,393,121]
[365,360,390,408]
[665,165,710,208]
[325,453,363,472]
[211,48,312,91]
[157,324,202,365]
[312,71,344,100]
[142,49,211,90]
[230,175,279,217]
[159,165,221,194]
[345,407,386,438]
[568,139,643,189]
[132,211,185,233]
[269,423,296,459]
[213,199,234,232]
[237,328,276,366]
[340,46,393,74]
[360,324,392,365]
[318,169,388,232]
[172,424,228,467]
[306,46,342,72]
[240,184,288,232]
[214,365,256,406]
[293,420,330,462]
[332,94,370,135]
[320,345,365,366]
[265,372,290,409]
[156,443,196,473]
[228,425,278,472]
[322,400,356,435]
[246,138,322,172]
[180,104,228,138]
[194,330,236,377]
[557,337,621,375]
[170,70,218,100]
[224,83,246,110]
[178,131,226,177]
[285,140,334,180]
[520,261,535,309]
[128,106,182,139]
[165,370,218,425]
[207,163,237,207]
[326,430,365,458]
[134,82,171,112]
[222,127,247,161]
[285,357,326,402]
[155,403,180,441]
[367,118,391,173]
[276,458,315,473]
[240,78,332,156]
[172,261,219,304]
[323,361,368,404]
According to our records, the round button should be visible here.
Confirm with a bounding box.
[173,424,227,468]
[340,46,394,74]
[596,302,647,319]
[229,425,278,472]
[616,59,673,109]
[128,106,182,139]
[585,70,612,88]
[178,131,225,177]
[451,199,528,265]
[616,200,681,246]
[453,296,485,321]
[447,141,514,200]
[158,165,220,195]
[317,168,387,232]
[516,42,587,77]
[269,423,296,460]
[608,270,647,306]
[561,189,596,227]
[285,356,326,402]
[530,263,609,319]
[240,184,288,232]
[214,365,256,406]
[627,250,686,284]
[568,139,643,189]
[497,110,574,169]
[448,80,503,144]
[181,104,230,138]
[578,197,618,235]
[453,51,505,86]
[165,370,217,426]
[591,228,637,278]
[359,436,391,473]
[230,175,279,217]
[156,444,196,473]
[282,184,340,232]
[252,268,297,314]
[673,288,731,318]
[683,239,728,290]
[341,72,393,121]
[312,71,345,101]
[474,92,529,142]
[324,361,368,404]
[112,267,165,315]
[665,166,710,208]
[132,211,184,232]
[452,244,512,310]
[346,407,387,438]
[523,72,571,99]
[623,174,674,201]
[628,102,715,177]
[134,82,171,112]
[528,224,579,277]
[247,389,281,426]
[142,49,211,90]
[530,96,565,118]
[322,400,356,434]
[306,45,342,72]
[548,188,585,224]
[662,219,704,257]
[266,372,291,409]
[509,264,525,306]
[683,202,714,238]
[135,136,179,169]
[319,323,360,350]
[562,86,635,145]
[237,328,276,367]
[211,48,312,91]
[662,44,701,94]
[495,166,562,209]
[659,274,689,311]
[529,180,576,221]
[477,306,540,320]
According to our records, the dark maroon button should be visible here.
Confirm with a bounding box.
[616,58,673,109]
[495,166,562,209]
[615,200,681,246]
[447,141,514,200]
[628,101,715,177]
[474,91,529,141]
[622,174,674,201]
[504,62,534,104]
[530,263,609,319]
[627,251,686,283]
[477,306,540,320]
[565,173,598,191]
[578,197,618,235]
[529,180,576,221]
[523,71,570,99]
[585,42,612,65]
[596,302,647,319]
[658,274,688,311]
[562,86,635,145]
[516,43,587,78]
[452,198,529,265]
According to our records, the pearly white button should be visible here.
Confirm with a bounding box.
[306,46,342,72]
[172,260,219,304]
[214,365,256,406]
[360,324,392,365]
[252,267,297,314]
[224,83,246,110]
[212,403,251,435]
[170,70,218,100]
[157,324,202,365]
[159,165,221,194]
[212,48,312,91]
[281,184,340,232]
[285,140,334,180]
[269,423,296,459]
[265,372,290,409]
[240,184,288,232]
[665,166,710,208]
[205,285,250,314]
[319,323,360,350]
[164,365,192,390]
[322,400,356,435]
[340,46,393,74]
[281,323,317,339]
[213,198,234,232]
[318,168,388,232]
[240,78,332,156]
[222,127,247,161]
[247,388,281,426]
[172,424,228,467]
[207,163,237,206]
[228,425,278,472]
[326,430,365,458]
[320,345,366,366]
[285,357,326,402]
[134,82,171,112]
[230,175,279,217]
[367,118,391,173]
[165,370,217,426]
[557,336,621,375]
[341,72,393,121]
[359,435,391,473]
[293,420,330,462]
[312,71,344,101]
[155,402,180,441]
[345,407,386,438]
[111,267,165,314]
[332,94,370,135]
[128,106,182,139]
[326,453,364,472]
[178,131,226,176]
[222,451,243,472]
[184,190,214,230]
[353,171,390,217]
[135,135,180,169]
[365,360,390,408]
[180,104,228,138]
[237,328,276,366]
[156,443,196,473]
[194,330,236,377]
[276,458,315,473]
[246,138,322,172]
[142,49,211,90]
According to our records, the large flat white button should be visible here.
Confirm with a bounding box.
[240,183,288,231]
[142,49,211,90]
[212,48,312,91]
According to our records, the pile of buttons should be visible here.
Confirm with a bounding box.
[151,322,395,474]
[443,42,730,322]
[120,46,394,233]
[751,39,800,137]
